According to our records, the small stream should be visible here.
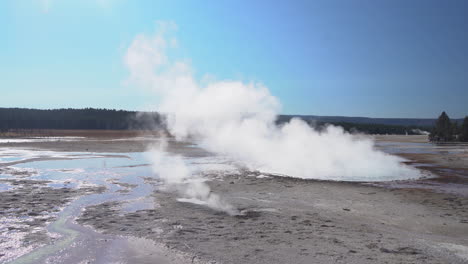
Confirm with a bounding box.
[1,148,235,263]
[3,152,161,263]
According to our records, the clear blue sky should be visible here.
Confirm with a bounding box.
[1,0,467,118]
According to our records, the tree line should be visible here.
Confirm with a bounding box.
[275,118,429,135]
[318,122,430,135]
[2,108,465,138]
[0,108,163,132]
[429,111,468,142]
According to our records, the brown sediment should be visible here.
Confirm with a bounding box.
[1,136,206,156]
[373,135,468,193]
[373,134,430,143]
[0,129,167,139]
[395,152,468,186]
[399,152,468,170]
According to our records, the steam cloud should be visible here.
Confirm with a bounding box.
[126,22,421,212]
[147,140,239,215]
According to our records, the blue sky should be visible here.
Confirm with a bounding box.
[1,0,467,118]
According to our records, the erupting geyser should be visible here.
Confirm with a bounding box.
[125,21,422,213]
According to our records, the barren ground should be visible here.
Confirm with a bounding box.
[1,132,467,264]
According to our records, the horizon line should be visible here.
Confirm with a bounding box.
[1,106,466,120]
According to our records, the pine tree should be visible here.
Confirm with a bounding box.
[452,122,459,140]
[460,116,468,142]
[429,111,454,142]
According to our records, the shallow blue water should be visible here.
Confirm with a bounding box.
[11,153,153,189]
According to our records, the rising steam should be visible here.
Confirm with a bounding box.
[146,140,239,215]
[126,22,421,212]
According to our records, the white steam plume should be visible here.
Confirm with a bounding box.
[126,22,421,207]
[146,140,239,215]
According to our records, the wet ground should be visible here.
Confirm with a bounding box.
[0,136,234,264]
[0,151,157,263]
[0,134,467,263]
[374,138,468,196]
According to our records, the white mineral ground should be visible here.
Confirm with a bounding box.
[0,133,467,264]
